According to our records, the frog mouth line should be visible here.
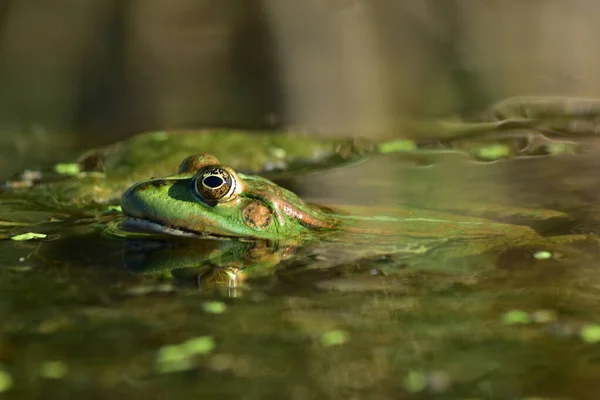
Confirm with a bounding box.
[120,214,255,241]
[120,215,207,238]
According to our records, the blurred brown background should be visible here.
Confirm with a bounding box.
[1,0,600,178]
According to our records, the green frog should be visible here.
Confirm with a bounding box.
[105,149,600,294]
[118,154,588,260]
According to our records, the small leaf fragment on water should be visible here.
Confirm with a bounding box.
[580,324,600,343]
[202,301,227,314]
[10,232,47,241]
[155,336,215,374]
[403,370,427,393]
[182,336,216,355]
[533,251,552,260]
[0,369,12,393]
[320,330,349,347]
[501,310,531,325]
[105,205,122,213]
[378,140,417,154]
[40,361,68,379]
[53,163,80,176]
[474,144,511,161]
[155,345,193,373]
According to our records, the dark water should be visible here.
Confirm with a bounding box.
[3,151,600,398]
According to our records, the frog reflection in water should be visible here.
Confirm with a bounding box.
[120,154,588,285]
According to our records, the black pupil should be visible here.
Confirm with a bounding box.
[203,175,224,188]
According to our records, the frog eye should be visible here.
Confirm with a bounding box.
[192,166,237,205]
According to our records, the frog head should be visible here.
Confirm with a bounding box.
[120,154,338,240]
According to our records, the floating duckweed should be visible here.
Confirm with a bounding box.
[53,163,81,176]
[155,336,216,374]
[320,330,349,347]
[181,336,216,355]
[10,232,47,241]
[474,144,511,161]
[533,251,552,260]
[580,324,600,343]
[155,344,193,373]
[202,301,227,314]
[149,131,169,141]
[531,310,558,324]
[403,370,427,393]
[501,310,531,325]
[105,205,122,213]
[0,369,12,392]
[40,361,68,379]
[378,140,417,154]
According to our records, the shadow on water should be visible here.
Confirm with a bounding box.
[4,151,600,398]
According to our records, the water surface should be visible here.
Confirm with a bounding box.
[2,150,600,398]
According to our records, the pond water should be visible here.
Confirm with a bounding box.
[2,139,600,399]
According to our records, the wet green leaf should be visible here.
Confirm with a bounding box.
[104,205,122,213]
[10,232,47,241]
